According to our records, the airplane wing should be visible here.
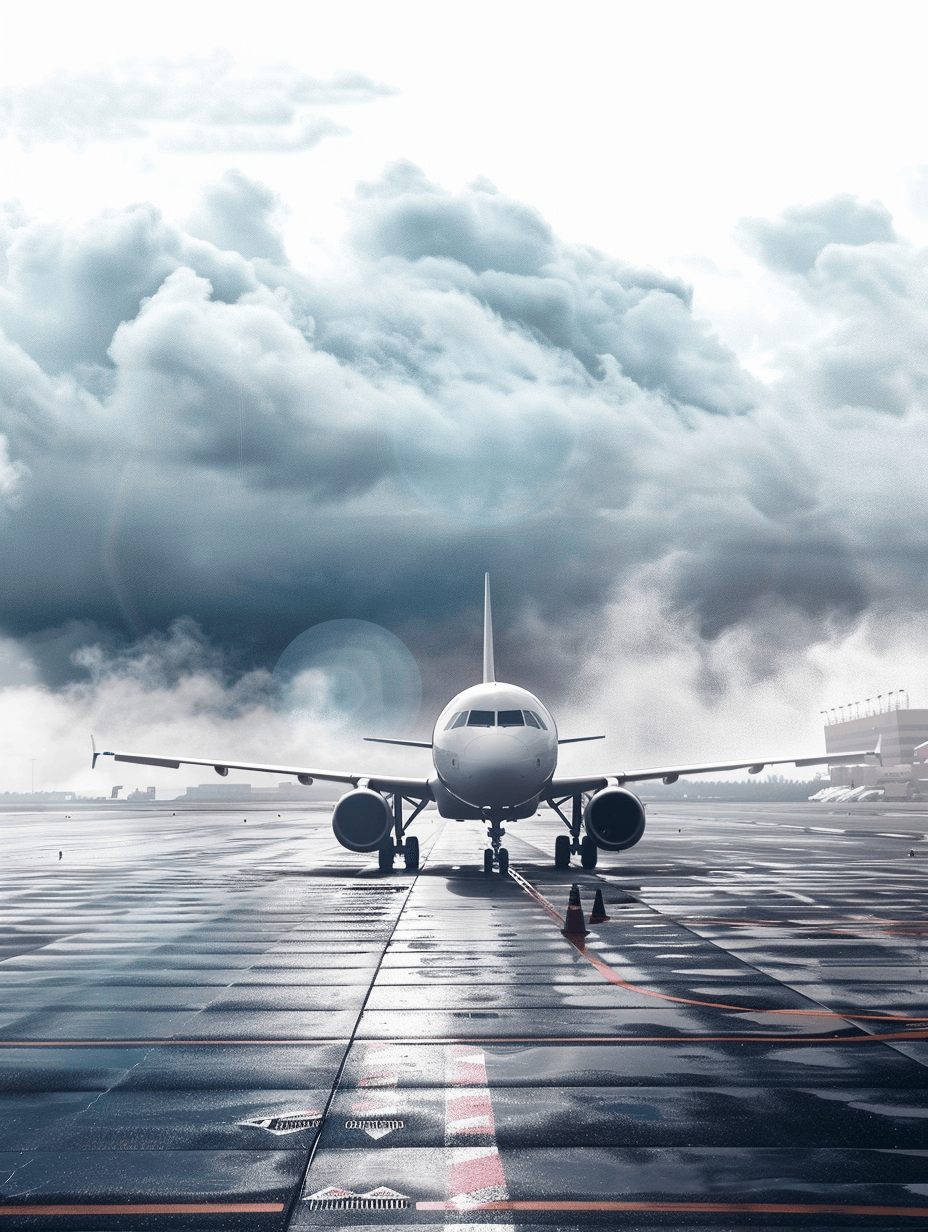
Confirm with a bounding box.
[93,747,432,800]
[549,747,880,797]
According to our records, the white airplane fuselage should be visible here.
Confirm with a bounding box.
[431,681,558,816]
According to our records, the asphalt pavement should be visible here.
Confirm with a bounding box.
[0,798,926,1229]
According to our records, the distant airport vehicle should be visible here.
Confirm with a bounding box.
[95,577,878,874]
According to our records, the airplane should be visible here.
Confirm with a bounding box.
[94,576,879,875]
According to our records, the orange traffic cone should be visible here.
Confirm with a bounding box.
[562,883,588,938]
[588,888,610,924]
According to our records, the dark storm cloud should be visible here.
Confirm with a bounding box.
[0,172,924,720]
[737,193,896,274]
[0,55,393,151]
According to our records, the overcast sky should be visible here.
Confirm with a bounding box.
[2,0,927,793]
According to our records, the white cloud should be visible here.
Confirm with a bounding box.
[0,54,395,153]
[0,618,429,795]
[0,434,28,506]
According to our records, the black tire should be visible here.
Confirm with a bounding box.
[483,848,493,874]
[554,834,571,869]
[580,834,598,869]
[378,841,395,872]
[498,847,509,876]
[404,836,420,871]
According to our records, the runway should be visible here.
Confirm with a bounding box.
[0,799,927,1228]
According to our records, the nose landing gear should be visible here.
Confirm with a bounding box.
[482,814,509,874]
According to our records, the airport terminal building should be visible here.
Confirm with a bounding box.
[824,705,928,793]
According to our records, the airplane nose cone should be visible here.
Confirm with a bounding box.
[457,733,538,807]
[464,734,531,767]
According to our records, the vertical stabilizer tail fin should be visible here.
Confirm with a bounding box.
[483,573,495,684]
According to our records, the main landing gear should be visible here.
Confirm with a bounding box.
[550,794,597,869]
[377,793,425,873]
[482,813,509,875]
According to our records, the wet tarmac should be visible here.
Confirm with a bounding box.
[0,799,927,1228]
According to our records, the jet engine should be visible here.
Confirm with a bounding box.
[583,787,646,850]
[331,788,393,852]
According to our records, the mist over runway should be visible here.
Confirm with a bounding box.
[0,798,927,1228]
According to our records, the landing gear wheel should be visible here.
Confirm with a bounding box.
[497,847,509,876]
[483,848,494,874]
[580,835,598,869]
[404,835,420,871]
[378,841,395,872]
[554,834,571,869]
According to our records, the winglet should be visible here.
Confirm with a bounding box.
[873,734,882,765]
[91,734,99,770]
[483,573,495,684]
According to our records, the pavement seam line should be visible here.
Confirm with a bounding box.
[286,822,445,1225]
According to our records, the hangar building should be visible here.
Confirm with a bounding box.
[824,704,928,792]
[824,707,928,767]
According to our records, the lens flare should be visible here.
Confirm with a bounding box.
[272,618,421,736]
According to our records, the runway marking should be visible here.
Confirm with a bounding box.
[417,1199,928,1216]
[446,1047,495,1139]
[239,1110,322,1134]
[356,1040,404,1088]
[0,1203,285,1215]
[348,1043,408,1132]
[508,867,928,1026]
[443,1037,508,1208]
[304,1185,409,1208]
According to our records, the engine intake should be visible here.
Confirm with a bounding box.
[584,787,646,851]
[332,788,393,852]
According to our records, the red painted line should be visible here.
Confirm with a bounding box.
[463,1031,928,1043]
[509,868,928,1026]
[0,1203,284,1216]
[0,1039,336,1047]
[577,946,928,1024]
[417,1199,928,1216]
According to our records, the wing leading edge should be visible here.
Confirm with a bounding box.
[549,747,880,797]
[95,748,432,800]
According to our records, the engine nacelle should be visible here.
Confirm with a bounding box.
[583,786,646,851]
[331,788,393,852]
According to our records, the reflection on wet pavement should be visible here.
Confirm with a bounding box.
[0,800,927,1226]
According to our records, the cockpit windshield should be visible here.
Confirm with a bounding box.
[448,709,548,729]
